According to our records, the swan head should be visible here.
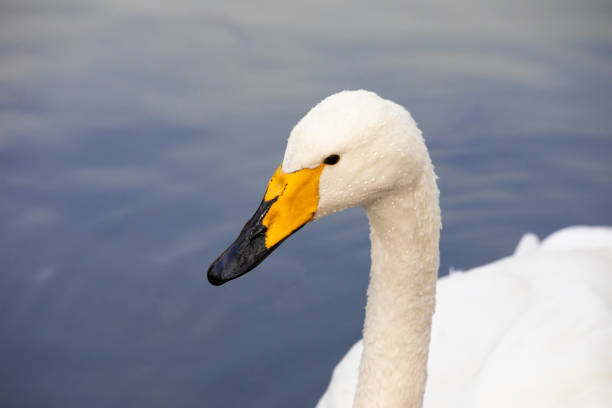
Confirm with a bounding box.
[208,90,429,285]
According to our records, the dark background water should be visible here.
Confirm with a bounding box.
[1,1,611,407]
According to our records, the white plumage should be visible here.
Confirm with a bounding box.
[212,90,612,407]
[317,226,612,408]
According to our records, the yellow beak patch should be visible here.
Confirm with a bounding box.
[262,164,325,248]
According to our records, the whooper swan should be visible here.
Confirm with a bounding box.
[208,90,612,408]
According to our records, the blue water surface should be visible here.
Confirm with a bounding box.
[1,1,611,407]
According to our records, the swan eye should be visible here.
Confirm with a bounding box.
[324,154,340,165]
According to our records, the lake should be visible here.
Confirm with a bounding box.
[1,1,611,407]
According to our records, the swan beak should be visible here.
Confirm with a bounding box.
[207,164,325,285]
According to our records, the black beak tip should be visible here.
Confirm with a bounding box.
[206,198,284,287]
[207,261,226,286]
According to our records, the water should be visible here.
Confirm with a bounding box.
[1,1,611,407]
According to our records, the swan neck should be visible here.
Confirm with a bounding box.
[354,167,441,408]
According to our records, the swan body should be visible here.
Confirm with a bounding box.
[317,226,612,408]
[208,90,612,408]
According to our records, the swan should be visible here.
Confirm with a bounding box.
[207,90,612,408]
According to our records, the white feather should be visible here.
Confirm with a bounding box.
[317,227,612,408]
[271,90,611,407]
